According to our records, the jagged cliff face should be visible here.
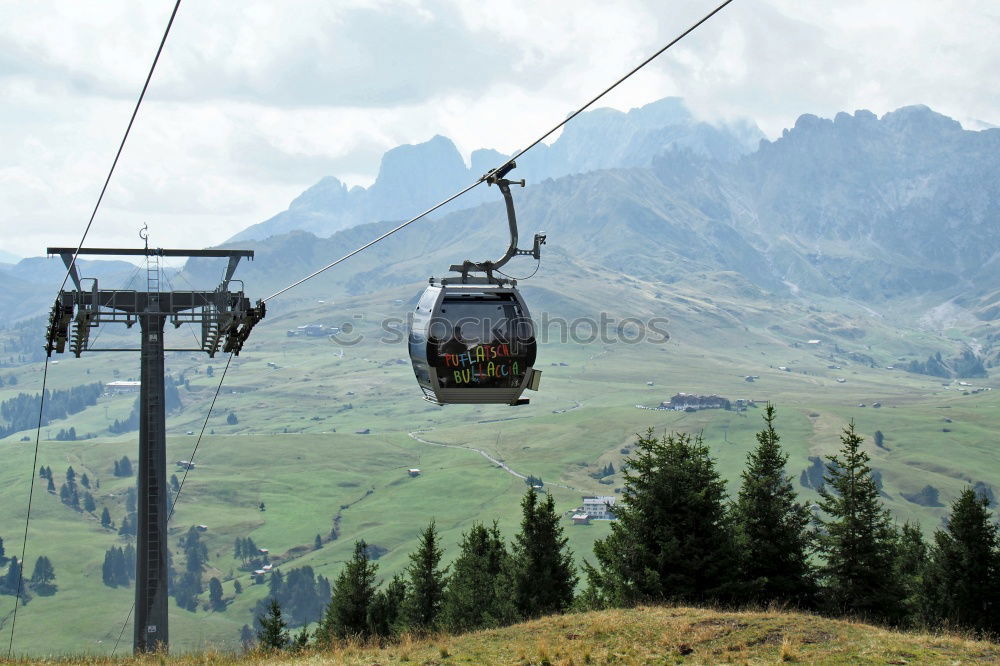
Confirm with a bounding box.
[732,106,1000,299]
[8,100,998,323]
[226,100,998,308]
[227,97,764,243]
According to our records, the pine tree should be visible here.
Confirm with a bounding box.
[585,430,733,607]
[30,556,55,583]
[65,466,75,485]
[83,492,96,513]
[256,598,289,650]
[234,579,243,595]
[182,526,208,574]
[209,577,225,611]
[732,405,815,605]
[816,421,905,623]
[80,473,90,489]
[100,506,112,528]
[239,624,255,650]
[315,534,323,550]
[0,536,5,564]
[368,574,407,638]
[895,522,928,623]
[2,557,24,597]
[508,488,577,618]
[401,520,448,631]
[921,487,1000,633]
[318,540,379,642]
[441,522,511,632]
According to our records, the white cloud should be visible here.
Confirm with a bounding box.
[0,0,996,258]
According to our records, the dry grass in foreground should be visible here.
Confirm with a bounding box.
[5,605,1000,665]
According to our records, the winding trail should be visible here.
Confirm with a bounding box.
[408,429,580,492]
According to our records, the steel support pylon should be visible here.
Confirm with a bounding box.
[43,245,265,656]
[135,312,168,653]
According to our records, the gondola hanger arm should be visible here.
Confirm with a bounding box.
[450,162,545,282]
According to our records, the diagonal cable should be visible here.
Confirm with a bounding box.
[6,358,51,657]
[260,0,735,302]
[55,0,182,296]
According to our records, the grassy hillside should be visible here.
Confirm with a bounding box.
[0,264,998,654]
[3,606,998,664]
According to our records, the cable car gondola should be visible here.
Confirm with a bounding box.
[409,163,545,405]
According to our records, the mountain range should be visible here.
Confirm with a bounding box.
[209,100,998,313]
[5,98,999,346]
[227,97,764,242]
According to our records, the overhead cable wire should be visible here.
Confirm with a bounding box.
[260,0,735,302]
[111,352,235,655]
[6,358,50,658]
[54,0,182,295]
[10,4,183,651]
[502,0,734,168]
[108,0,734,646]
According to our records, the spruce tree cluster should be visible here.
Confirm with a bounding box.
[113,456,133,477]
[174,526,208,611]
[234,536,266,569]
[313,489,576,649]
[585,429,736,607]
[920,488,1000,633]
[252,565,331,627]
[26,556,56,596]
[102,545,136,587]
[0,557,28,602]
[0,382,102,437]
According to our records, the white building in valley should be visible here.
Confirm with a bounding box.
[581,496,617,520]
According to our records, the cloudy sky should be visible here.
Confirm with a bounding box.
[1,0,997,260]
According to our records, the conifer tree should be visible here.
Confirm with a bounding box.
[239,624,255,650]
[401,520,448,631]
[921,487,1000,633]
[895,521,928,623]
[46,476,54,493]
[209,577,225,611]
[30,556,55,584]
[0,536,4,564]
[318,540,379,641]
[2,557,23,597]
[315,534,323,550]
[585,430,734,607]
[815,422,905,622]
[732,405,815,605]
[508,488,576,618]
[80,473,90,489]
[100,506,112,528]
[368,574,407,638]
[83,492,96,513]
[256,598,289,650]
[441,522,511,632]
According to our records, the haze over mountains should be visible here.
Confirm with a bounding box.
[5,96,999,333]
[227,97,764,243]
[215,97,999,314]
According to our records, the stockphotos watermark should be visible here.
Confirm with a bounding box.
[323,312,670,347]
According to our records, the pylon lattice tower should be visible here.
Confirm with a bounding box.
[43,245,265,654]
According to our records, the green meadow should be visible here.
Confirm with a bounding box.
[0,274,997,654]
